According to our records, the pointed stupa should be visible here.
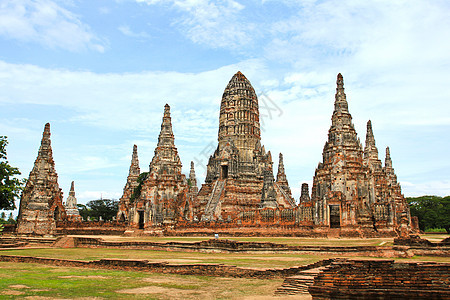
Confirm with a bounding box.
[276,153,287,182]
[189,161,198,194]
[17,123,66,234]
[276,153,292,196]
[66,181,77,209]
[129,144,140,177]
[385,146,393,172]
[117,144,141,221]
[364,120,382,170]
[149,104,182,177]
[65,181,81,219]
[218,71,261,161]
[364,120,378,158]
[123,144,141,189]
[321,73,362,166]
[299,183,311,203]
[311,74,367,226]
[260,168,278,208]
[331,73,354,131]
[334,73,349,114]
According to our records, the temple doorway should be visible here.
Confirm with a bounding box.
[53,207,61,221]
[221,165,228,179]
[138,210,145,229]
[118,212,126,222]
[329,205,340,228]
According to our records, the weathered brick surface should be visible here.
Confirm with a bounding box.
[16,123,66,235]
[309,260,450,299]
[311,74,414,235]
[55,220,127,235]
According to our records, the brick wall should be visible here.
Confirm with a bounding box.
[309,260,450,299]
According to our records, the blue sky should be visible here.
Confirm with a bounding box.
[1,0,449,214]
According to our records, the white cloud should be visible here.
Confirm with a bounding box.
[401,180,450,198]
[2,0,450,207]
[0,0,106,52]
[118,25,151,39]
[135,0,256,49]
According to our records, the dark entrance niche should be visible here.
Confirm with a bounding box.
[221,165,228,179]
[138,210,145,229]
[329,205,341,228]
[118,212,126,222]
[54,207,61,221]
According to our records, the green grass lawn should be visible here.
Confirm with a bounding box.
[0,235,448,299]
[0,262,283,299]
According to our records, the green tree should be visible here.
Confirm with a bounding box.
[0,136,24,210]
[407,195,450,233]
[77,199,118,221]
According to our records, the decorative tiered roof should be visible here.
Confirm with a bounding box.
[149,104,182,178]
[218,71,261,161]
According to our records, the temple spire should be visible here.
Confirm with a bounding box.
[276,153,286,182]
[69,181,75,197]
[364,120,379,161]
[157,104,175,147]
[129,144,140,177]
[276,153,292,197]
[37,123,53,162]
[334,73,349,114]
[189,161,198,194]
[149,104,182,177]
[385,146,393,170]
[299,183,311,203]
[65,181,80,219]
[17,123,66,234]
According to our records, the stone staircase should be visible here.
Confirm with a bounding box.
[274,267,326,296]
[52,236,75,248]
[202,180,226,221]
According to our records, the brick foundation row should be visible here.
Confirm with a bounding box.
[309,260,450,299]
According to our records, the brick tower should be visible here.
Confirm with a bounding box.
[17,123,66,235]
[196,71,295,221]
[311,74,412,234]
[126,104,188,228]
[117,144,140,222]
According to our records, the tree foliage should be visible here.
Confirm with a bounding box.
[0,212,16,224]
[77,199,118,221]
[407,195,450,233]
[130,172,148,203]
[0,136,24,210]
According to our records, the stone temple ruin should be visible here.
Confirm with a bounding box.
[17,72,416,236]
[195,71,296,222]
[311,74,411,235]
[16,123,66,235]
[64,181,81,221]
[116,104,189,228]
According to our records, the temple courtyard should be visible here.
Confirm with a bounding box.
[0,234,448,299]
